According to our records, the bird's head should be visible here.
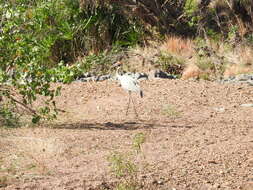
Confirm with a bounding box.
[112,61,123,68]
[113,61,124,76]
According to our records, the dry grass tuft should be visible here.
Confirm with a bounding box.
[222,45,253,77]
[223,64,253,77]
[237,46,253,65]
[161,36,194,58]
[123,38,194,73]
[196,39,253,78]
[181,62,202,80]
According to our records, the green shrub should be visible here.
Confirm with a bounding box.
[0,104,20,128]
[0,0,79,123]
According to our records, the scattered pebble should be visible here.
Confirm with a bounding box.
[75,70,175,83]
[213,107,225,112]
[218,74,253,86]
[240,104,253,107]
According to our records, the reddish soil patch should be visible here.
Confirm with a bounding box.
[1,79,253,190]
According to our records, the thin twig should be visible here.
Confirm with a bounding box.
[8,95,37,115]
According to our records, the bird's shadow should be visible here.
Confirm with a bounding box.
[47,119,195,131]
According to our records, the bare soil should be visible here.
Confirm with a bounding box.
[1,79,253,190]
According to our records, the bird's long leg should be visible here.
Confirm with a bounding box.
[126,91,131,116]
[130,95,139,118]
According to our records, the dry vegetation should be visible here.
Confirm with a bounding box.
[119,36,253,80]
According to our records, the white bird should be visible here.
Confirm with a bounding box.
[116,67,143,117]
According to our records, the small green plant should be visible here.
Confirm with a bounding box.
[246,33,253,44]
[108,151,139,190]
[206,29,222,42]
[184,0,198,16]
[108,152,137,179]
[228,25,239,41]
[0,103,20,128]
[198,72,211,80]
[132,133,146,154]
[107,132,147,190]
[184,0,200,28]
[162,104,181,118]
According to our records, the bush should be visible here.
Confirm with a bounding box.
[156,52,185,77]
[0,0,80,123]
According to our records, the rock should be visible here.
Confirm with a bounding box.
[148,70,176,79]
[213,183,221,188]
[76,72,92,80]
[240,104,253,107]
[78,77,96,82]
[213,107,225,112]
[75,70,174,82]
[235,74,253,81]
[219,74,253,86]
[97,74,111,81]
[247,81,253,86]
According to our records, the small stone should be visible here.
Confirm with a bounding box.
[213,107,225,112]
[240,104,253,107]
[97,74,111,81]
[208,160,218,164]
[157,180,164,185]
[213,183,221,188]
[148,69,176,79]
[235,74,253,81]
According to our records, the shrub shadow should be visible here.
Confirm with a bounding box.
[48,120,195,131]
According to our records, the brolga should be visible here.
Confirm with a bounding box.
[115,67,143,117]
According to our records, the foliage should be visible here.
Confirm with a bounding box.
[0,0,146,125]
[108,152,137,179]
[0,103,20,128]
[132,133,146,153]
[0,0,80,123]
[184,0,200,28]
[80,46,124,75]
[184,0,198,15]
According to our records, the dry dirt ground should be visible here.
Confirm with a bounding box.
[0,79,253,190]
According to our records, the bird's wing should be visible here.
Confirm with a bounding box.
[120,76,140,92]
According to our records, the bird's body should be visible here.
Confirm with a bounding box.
[115,68,143,117]
[116,74,143,97]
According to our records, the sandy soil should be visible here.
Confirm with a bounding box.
[0,79,253,190]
